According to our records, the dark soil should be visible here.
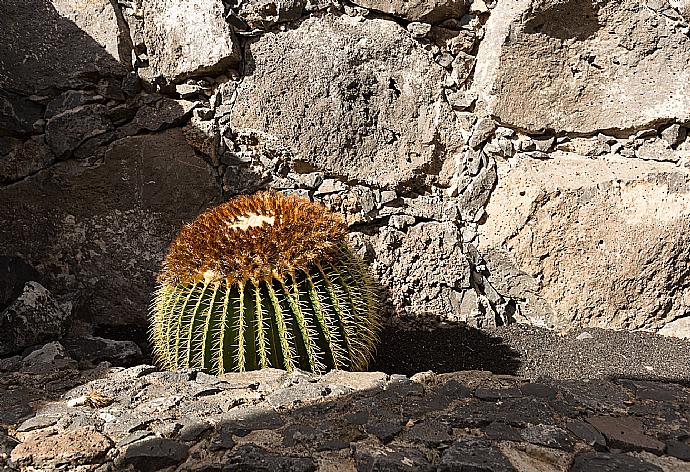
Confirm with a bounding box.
[371,323,690,383]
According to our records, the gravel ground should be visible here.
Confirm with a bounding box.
[371,323,690,383]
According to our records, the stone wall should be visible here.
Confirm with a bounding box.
[1,0,689,338]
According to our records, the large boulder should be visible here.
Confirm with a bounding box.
[228,14,460,189]
[138,0,241,83]
[0,282,69,355]
[473,0,690,133]
[51,0,133,66]
[478,153,690,337]
[0,0,129,96]
[0,128,221,328]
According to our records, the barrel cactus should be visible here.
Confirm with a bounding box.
[151,191,381,375]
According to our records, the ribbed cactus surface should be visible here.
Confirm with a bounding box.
[151,192,380,374]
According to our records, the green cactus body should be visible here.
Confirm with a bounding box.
[151,192,380,375]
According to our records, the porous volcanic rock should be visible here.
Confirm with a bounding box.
[0,0,128,95]
[138,0,241,83]
[473,0,690,133]
[229,14,461,189]
[0,129,220,329]
[479,153,690,336]
[350,0,467,23]
[0,282,68,356]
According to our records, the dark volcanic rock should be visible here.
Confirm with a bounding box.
[587,416,665,454]
[224,444,315,472]
[440,439,516,472]
[570,452,663,472]
[0,257,42,310]
[353,443,434,472]
[0,128,221,329]
[116,437,189,472]
[0,282,68,356]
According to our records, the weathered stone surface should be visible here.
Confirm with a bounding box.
[4,365,690,471]
[51,0,133,66]
[61,336,143,366]
[479,154,690,335]
[239,0,306,28]
[473,0,690,133]
[354,443,434,471]
[45,104,114,159]
[0,257,42,311]
[10,429,112,470]
[116,437,189,471]
[351,0,467,23]
[587,416,666,454]
[366,221,470,317]
[440,439,516,471]
[0,282,68,356]
[225,444,316,472]
[0,136,55,184]
[139,0,241,83]
[0,129,221,328]
[118,97,197,135]
[570,452,663,472]
[230,14,460,188]
[0,92,44,137]
[0,0,128,95]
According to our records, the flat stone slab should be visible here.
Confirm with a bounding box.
[3,363,689,471]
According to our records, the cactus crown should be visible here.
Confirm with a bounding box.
[159,191,346,286]
[151,191,380,375]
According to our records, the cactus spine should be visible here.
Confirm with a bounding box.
[151,192,380,374]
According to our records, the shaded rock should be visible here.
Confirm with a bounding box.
[473,0,690,133]
[440,439,516,471]
[0,282,68,356]
[219,405,285,433]
[0,129,221,328]
[20,341,77,374]
[45,104,114,159]
[407,419,453,446]
[10,429,112,470]
[0,136,55,183]
[139,0,241,83]
[61,336,143,366]
[483,421,523,442]
[116,437,189,472]
[0,0,127,96]
[567,420,607,450]
[479,154,690,335]
[351,0,466,23]
[0,427,17,470]
[364,416,405,442]
[230,14,460,189]
[570,452,663,472]
[587,416,665,454]
[119,97,196,135]
[0,257,42,311]
[0,92,44,137]
[239,0,306,29]
[224,444,315,472]
[353,443,434,471]
[51,0,133,66]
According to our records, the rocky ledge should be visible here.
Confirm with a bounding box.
[2,344,690,471]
